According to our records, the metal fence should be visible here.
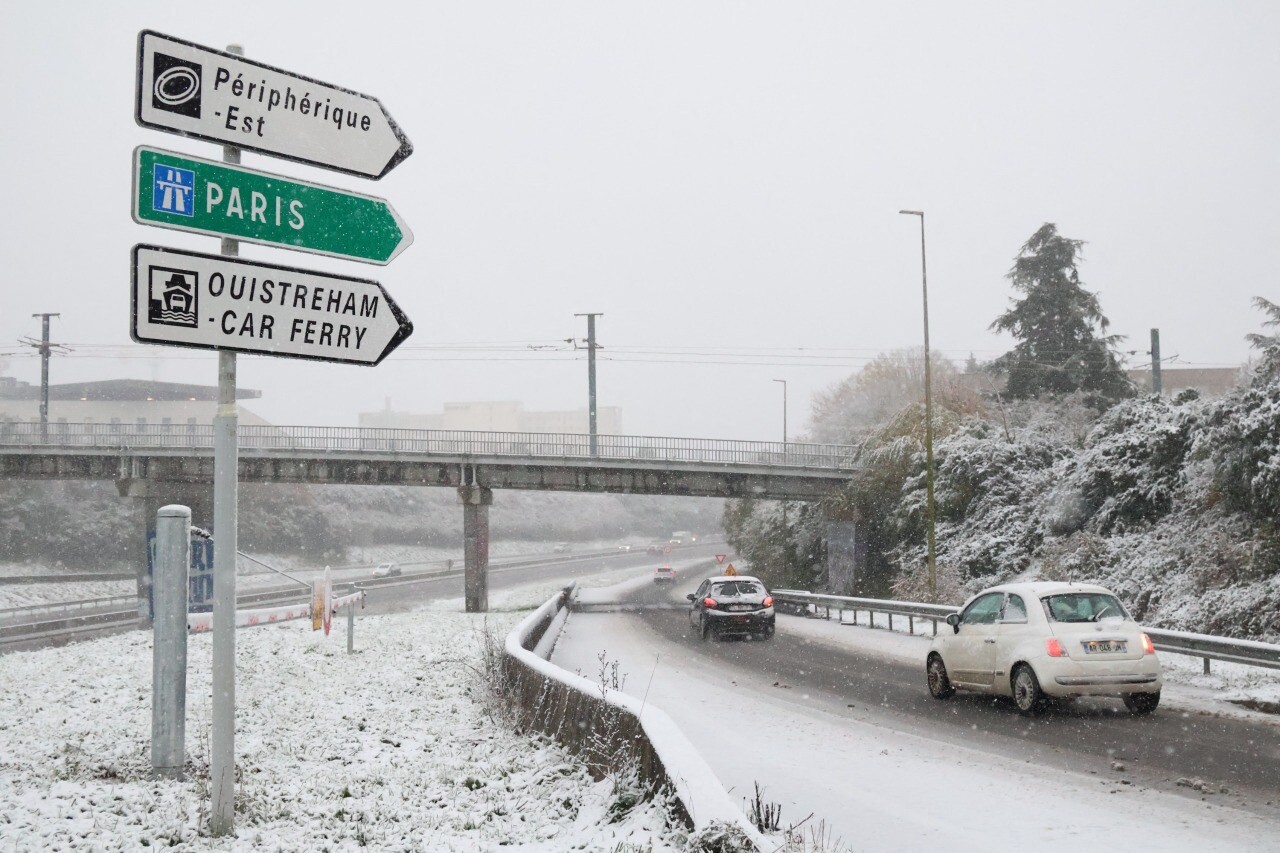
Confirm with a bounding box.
[773,589,1280,673]
[0,421,862,471]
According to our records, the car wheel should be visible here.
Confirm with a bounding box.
[700,616,711,642]
[926,654,955,699]
[1122,690,1160,715]
[1011,664,1046,716]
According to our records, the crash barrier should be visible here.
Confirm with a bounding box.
[773,590,1280,674]
[502,588,766,851]
[774,590,956,636]
[0,594,137,626]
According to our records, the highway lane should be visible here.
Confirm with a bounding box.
[332,541,727,616]
[618,576,1280,821]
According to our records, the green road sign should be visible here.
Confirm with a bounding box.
[132,145,413,265]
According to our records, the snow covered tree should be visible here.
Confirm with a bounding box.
[1245,296,1280,385]
[807,348,972,442]
[990,224,1132,402]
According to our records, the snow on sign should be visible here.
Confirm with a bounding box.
[131,244,413,366]
[132,146,413,265]
[135,30,412,180]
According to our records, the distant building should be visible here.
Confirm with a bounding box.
[952,367,1241,399]
[359,399,623,435]
[0,377,269,429]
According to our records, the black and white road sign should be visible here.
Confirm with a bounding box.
[135,30,413,180]
[131,244,413,365]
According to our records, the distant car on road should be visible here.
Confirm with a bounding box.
[617,544,633,552]
[925,581,1163,716]
[686,574,775,641]
[646,542,665,555]
[373,562,401,578]
[552,542,571,553]
[653,564,676,584]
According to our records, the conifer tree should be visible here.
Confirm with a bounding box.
[990,223,1132,401]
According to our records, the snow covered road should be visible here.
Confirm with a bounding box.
[551,574,1280,852]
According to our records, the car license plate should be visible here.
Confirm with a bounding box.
[729,604,754,612]
[1083,640,1126,654]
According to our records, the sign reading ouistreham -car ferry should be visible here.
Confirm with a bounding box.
[136,30,412,179]
[131,244,413,366]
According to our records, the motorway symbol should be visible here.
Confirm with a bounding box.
[131,244,413,366]
[132,146,413,265]
[136,30,412,179]
[715,554,727,565]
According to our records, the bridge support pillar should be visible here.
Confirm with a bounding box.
[823,509,862,596]
[458,486,493,613]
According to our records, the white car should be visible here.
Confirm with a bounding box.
[926,581,1162,716]
[373,562,401,578]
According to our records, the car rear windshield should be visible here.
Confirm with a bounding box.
[712,581,762,597]
[1041,592,1128,623]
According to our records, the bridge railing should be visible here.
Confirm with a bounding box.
[0,421,862,471]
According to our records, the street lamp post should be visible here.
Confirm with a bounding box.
[772,378,788,444]
[899,209,937,601]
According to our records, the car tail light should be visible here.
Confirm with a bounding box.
[762,595,774,607]
[1141,633,1156,655]
[1045,638,1067,657]
[703,598,718,609]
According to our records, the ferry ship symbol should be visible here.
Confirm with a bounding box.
[149,271,198,328]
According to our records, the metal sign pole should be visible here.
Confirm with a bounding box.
[209,42,243,838]
[152,504,191,780]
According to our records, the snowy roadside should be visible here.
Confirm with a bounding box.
[0,592,690,850]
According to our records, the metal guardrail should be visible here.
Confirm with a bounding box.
[773,590,1280,673]
[773,589,956,635]
[0,422,861,471]
[0,594,138,626]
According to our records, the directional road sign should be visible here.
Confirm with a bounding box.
[136,30,412,180]
[131,244,413,365]
[132,146,413,265]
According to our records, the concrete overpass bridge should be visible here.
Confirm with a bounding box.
[0,422,861,612]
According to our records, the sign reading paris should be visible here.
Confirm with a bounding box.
[135,30,412,180]
[132,146,413,265]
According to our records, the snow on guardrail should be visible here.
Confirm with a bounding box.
[504,587,766,851]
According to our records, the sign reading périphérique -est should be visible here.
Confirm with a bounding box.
[136,30,412,179]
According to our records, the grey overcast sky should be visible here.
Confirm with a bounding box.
[2,2,1277,440]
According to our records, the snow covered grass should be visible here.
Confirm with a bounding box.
[0,599,689,849]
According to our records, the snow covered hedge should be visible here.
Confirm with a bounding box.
[883,384,1280,641]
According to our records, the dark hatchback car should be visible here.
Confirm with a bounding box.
[687,575,775,641]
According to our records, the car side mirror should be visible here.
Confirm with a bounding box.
[945,612,961,634]
[686,593,696,602]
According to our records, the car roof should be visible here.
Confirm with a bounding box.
[977,581,1114,599]
[703,575,764,584]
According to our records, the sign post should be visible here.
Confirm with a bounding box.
[136,30,412,179]
[208,45,243,840]
[132,146,413,265]
[134,32,413,836]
